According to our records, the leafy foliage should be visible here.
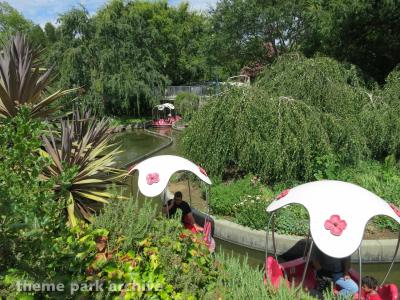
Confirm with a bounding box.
[93,196,157,252]
[300,0,400,84]
[212,253,322,300]
[175,92,200,121]
[256,55,369,117]
[181,56,372,182]
[208,0,305,76]
[0,33,75,119]
[0,108,65,296]
[47,1,211,116]
[41,108,126,226]
[209,175,261,216]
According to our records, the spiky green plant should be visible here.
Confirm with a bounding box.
[0,33,76,119]
[41,109,126,226]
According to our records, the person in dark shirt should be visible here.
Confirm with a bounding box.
[311,246,358,297]
[162,191,202,232]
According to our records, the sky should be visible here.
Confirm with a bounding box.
[9,0,218,27]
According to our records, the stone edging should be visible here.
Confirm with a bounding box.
[192,209,399,263]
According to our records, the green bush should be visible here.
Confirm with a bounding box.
[93,196,157,252]
[0,108,67,298]
[234,194,270,230]
[209,175,262,216]
[256,54,369,117]
[211,253,322,300]
[175,91,200,121]
[336,158,400,231]
[180,56,373,182]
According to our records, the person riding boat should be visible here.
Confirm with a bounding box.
[162,191,203,233]
[311,246,358,297]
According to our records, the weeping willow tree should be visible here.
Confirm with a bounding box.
[181,56,370,182]
[360,67,400,160]
[256,54,370,117]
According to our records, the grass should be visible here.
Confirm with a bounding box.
[109,116,150,127]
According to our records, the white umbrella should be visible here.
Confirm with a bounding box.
[266,180,400,258]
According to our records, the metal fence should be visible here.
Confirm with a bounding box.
[164,85,211,98]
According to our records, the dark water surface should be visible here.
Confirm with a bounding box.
[114,129,400,286]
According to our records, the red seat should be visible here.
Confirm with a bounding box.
[264,256,289,288]
[378,284,398,300]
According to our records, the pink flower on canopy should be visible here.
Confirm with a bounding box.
[276,189,290,200]
[389,204,400,217]
[199,166,208,177]
[146,173,160,185]
[324,215,347,236]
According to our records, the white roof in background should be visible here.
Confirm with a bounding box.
[266,180,400,258]
[130,155,211,197]
[155,103,175,110]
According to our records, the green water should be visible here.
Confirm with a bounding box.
[115,129,400,286]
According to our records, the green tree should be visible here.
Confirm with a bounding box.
[49,0,211,116]
[208,0,305,76]
[300,0,400,83]
[44,22,57,43]
[0,1,32,41]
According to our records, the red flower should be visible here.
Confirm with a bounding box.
[389,204,400,217]
[324,215,347,236]
[199,166,208,176]
[146,173,160,185]
[276,189,290,200]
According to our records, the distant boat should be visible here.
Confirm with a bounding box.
[151,103,182,128]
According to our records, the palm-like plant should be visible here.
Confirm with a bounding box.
[0,33,76,119]
[41,109,126,226]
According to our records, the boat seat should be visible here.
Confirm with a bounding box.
[378,284,398,300]
[265,256,289,288]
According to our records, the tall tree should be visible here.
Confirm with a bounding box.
[208,0,305,76]
[300,0,400,83]
[44,22,57,43]
[0,1,32,41]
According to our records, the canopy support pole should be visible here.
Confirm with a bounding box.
[381,229,400,286]
[271,215,278,262]
[187,178,192,207]
[303,230,311,259]
[298,240,314,290]
[358,247,362,300]
[205,183,210,222]
[265,213,275,279]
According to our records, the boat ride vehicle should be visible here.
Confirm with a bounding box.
[128,155,215,252]
[264,180,400,299]
[151,103,181,127]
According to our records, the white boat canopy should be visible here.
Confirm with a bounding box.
[155,103,175,111]
[266,180,400,259]
[128,155,211,197]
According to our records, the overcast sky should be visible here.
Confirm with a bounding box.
[9,0,218,27]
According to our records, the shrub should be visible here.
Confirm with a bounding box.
[0,108,65,297]
[175,91,200,121]
[234,194,270,230]
[209,175,262,216]
[374,67,400,159]
[211,253,320,300]
[93,195,157,252]
[336,159,400,231]
[255,54,369,117]
[181,55,372,182]
[41,108,126,226]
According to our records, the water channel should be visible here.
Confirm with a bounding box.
[112,128,400,286]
